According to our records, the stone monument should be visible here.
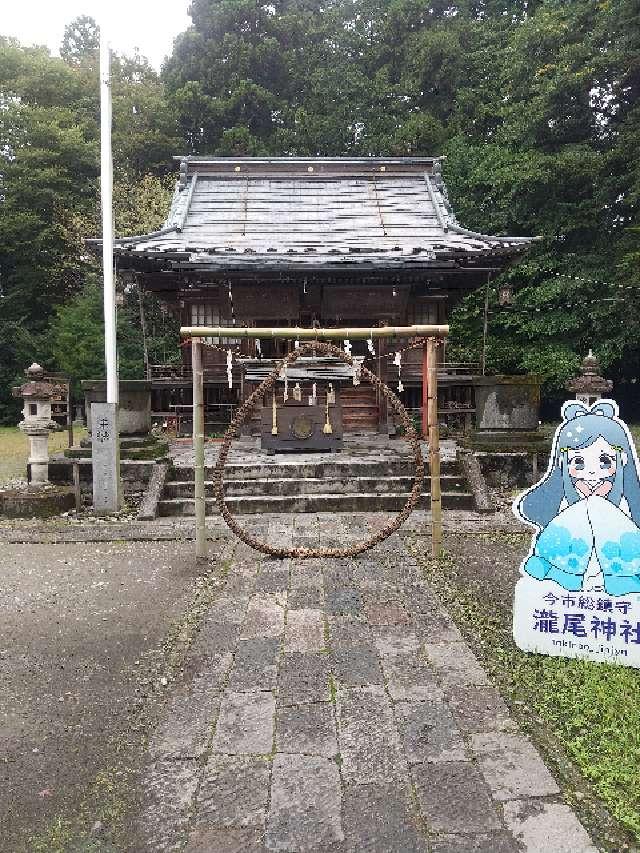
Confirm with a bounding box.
[468,375,547,451]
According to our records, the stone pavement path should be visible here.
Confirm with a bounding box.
[140,515,597,853]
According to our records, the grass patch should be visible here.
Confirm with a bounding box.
[0,426,86,484]
[26,765,133,853]
[410,538,640,851]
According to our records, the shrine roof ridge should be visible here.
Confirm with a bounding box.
[103,155,540,272]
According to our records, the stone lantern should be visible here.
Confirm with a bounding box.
[566,350,613,407]
[13,363,59,484]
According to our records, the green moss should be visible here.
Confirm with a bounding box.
[328,674,338,705]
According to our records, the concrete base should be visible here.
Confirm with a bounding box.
[0,485,75,518]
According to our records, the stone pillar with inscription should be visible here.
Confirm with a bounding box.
[91,402,121,513]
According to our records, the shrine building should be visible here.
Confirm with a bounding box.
[113,156,534,435]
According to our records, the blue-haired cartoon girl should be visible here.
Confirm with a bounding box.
[513,400,640,595]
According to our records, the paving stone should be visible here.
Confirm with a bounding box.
[185,827,266,853]
[411,613,464,644]
[276,702,337,757]
[430,833,520,853]
[364,602,410,626]
[195,755,270,828]
[413,761,502,834]
[213,691,275,754]
[324,565,358,589]
[278,652,331,704]
[290,565,324,590]
[295,535,321,550]
[265,754,344,851]
[337,686,407,784]
[228,638,281,692]
[223,573,259,593]
[328,615,372,647]
[470,732,560,801]
[326,587,363,616]
[373,629,420,658]
[395,698,466,764]
[331,644,383,686]
[205,595,251,625]
[422,642,489,687]
[341,783,429,852]
[288,587,324,609]
[446,686,516,734]
[285,609,325,652]
[401,584,441,615]
[148,671,222,759]
[502,800,597,853]
[139,759,199,852]
[261,558,292,571]
[190,621,239,658]
[256,566,290,593]
[353,560,402,589]
[381,655,441,701]
[183,647,235,684]
[240,594,286,639]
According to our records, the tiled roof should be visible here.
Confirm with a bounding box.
[112,157,536,271]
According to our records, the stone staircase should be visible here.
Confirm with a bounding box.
[156,455,476,517]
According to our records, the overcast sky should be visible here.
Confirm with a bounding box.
[1,1,192,70]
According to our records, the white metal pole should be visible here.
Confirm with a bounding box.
[100,31,118,406]
[94,25,121,514]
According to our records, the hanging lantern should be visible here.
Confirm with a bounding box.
[498,281,513,307]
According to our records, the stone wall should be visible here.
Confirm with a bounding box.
[49,457,155,496]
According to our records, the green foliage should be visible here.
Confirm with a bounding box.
[1,0,640,419]
[0,31,180,419]
[48,280,180,394]
[160,0,640,394]
[60,16,99,66]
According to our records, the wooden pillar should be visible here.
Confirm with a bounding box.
[421,341,429,440]
[378,334,389,434]
[66,382,74,448]
[427,337,442,557]
[192,338,207,560]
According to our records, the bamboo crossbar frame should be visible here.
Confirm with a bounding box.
[186,325,448,560]
[181,324,449,340]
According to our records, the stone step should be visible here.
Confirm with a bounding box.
[157,490,475,516]
[164,474,468,498]
[172,458,459,481]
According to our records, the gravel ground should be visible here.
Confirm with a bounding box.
[0,539,231,851]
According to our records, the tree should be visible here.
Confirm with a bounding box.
[48,280,180,393]
[60,15,99,66]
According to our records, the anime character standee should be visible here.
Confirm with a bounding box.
[514,400,640,595]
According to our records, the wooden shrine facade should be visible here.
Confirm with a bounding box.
[111,157,534,435]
